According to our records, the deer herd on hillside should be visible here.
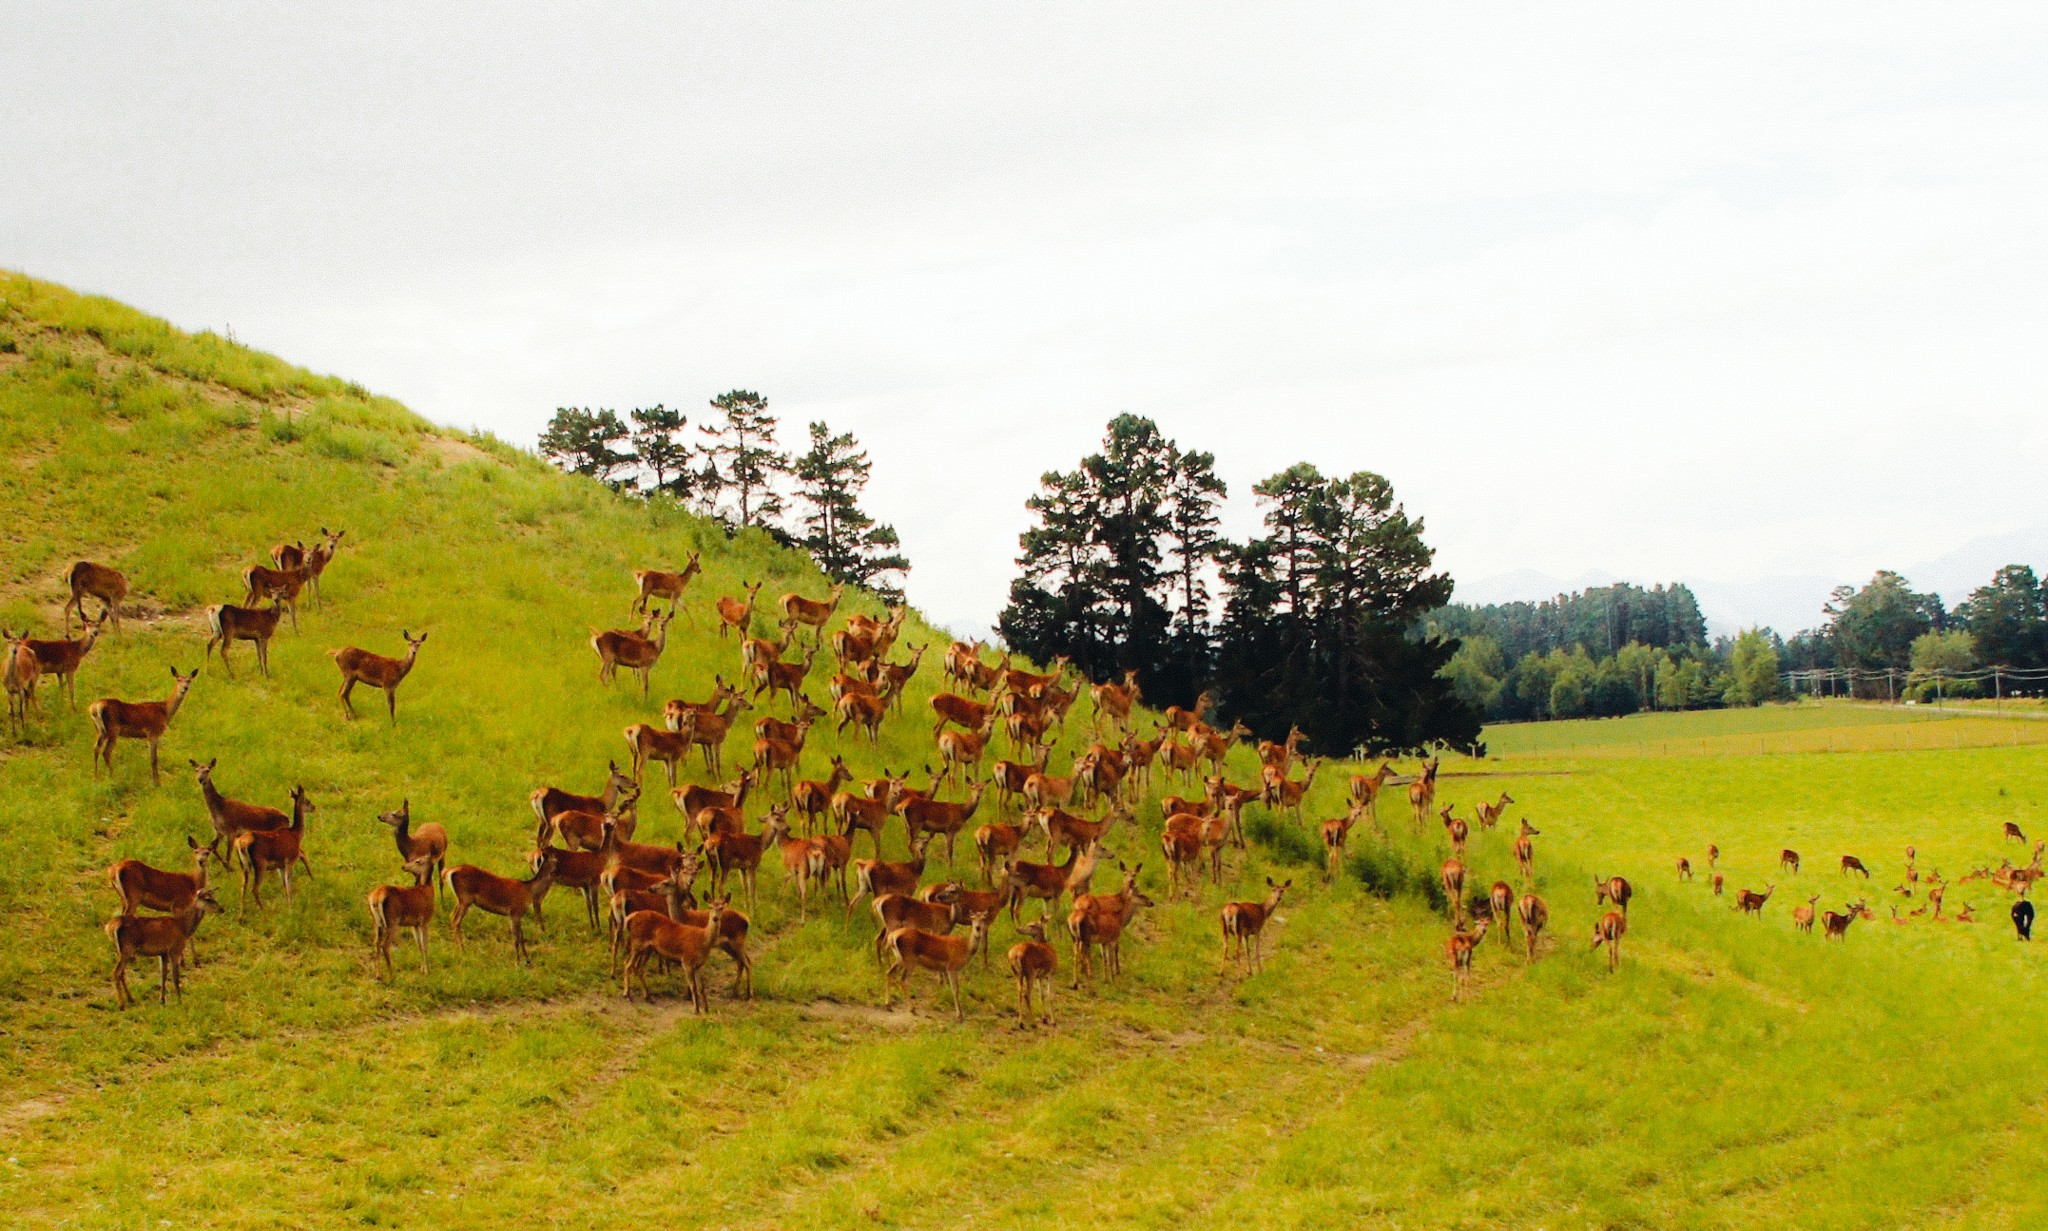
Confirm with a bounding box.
[15,529,2024,1019]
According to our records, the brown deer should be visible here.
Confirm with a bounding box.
[1707,843,1720,868]
[330,630,427,723]
[1261,759,1321,826]
[27,616,103,705]
[367,856,438,975]
[241,561,308,631]
[1712,872,1725,896]
[2007,822,2027,843]
[1517,893,1548,961]
[297,528,345,608]
[1008,914,1059,1026]
[105,889,223,1008]
[530,761,638,838]
[791,754,851,836]
[1676,856,1693,882]
[1161,824,1205,900]
[1220,877,1292,974]
[904,786,988,868]
[1408,756,1440,831]
[622,896,726,1011]
[108,835,222,964]
[1004,839,1100,926]
[1256,724,1304,774]
[65,561,129,633]
[975,817,1030,888]
[377,800,448,900]
[653,874,755,999]
[532,842,608,934]
[203,601,283,678]
[632,551,702,615]
[1440,805,1471,859]
[1591,910,1627,971]
[775,826,831,919]
[835,688,888,747]
[191,758,289,865]
[89,667,197,784]
[704,807,790,912]
[1792,893,1820,933]
[1067,861,1155,987]
[1163,688,1213,732]
[882,912,991,1020]
[1090,669,1141,735]
[930,692,993,738]
[750,639,819,708]
[1032,807,1118,862]
[1513,819,1540,883]
[751,723,811,799]
[936,711,998,786]
[1735,884,1774,916]
[832,787,893,860]
[872,886,965,967]
[716,581,764,640]
[1488,880,1515,943]
[1595,874,1634,916]
[847,833,933,920]
[1348,762,1396,830]
[591,609,673,696]
[779,583,846,644]
[445,848,559,965]
[1320,804,1366,882]
[624,721,694,787]
[1822,900,1866,940]
[1447,919,1488,1001]
[683,691,753,778]
[1441,858,1468,923]
[1841,854,1871,878]
[1474,792,1514,831]
[1779,848,1801,874]
[4,629,40,736]
[664,675,745,733]
[233,785,314,908]
[1022,756,1082,816]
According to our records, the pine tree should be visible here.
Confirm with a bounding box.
[628,404,695,501]
[792,421,910,602]
[698,390,788,530]
[538,408,635,490]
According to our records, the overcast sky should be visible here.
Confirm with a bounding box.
[7,4,2047,634]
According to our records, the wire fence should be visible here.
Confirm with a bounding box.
[1781,664,2048,704]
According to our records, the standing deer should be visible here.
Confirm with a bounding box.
[65,560,128,633]
[108,835,222,965]
[1707,844,1720,868]
[792,754,851,836]
[1447,919,1488,1000]
[1067,861,1155,987]
[1514,820,1540,883]
[234,785,314,908]
[1408,756,1439,831]
[1488,880,1515,943]
[240,562,308,631]
[1822,900,1866,940]
[847,834,934,921]
[192,758,289,866]
[1220,877,1292,975]
[1008,913,1059,1026]
[1591,910,1627,971]
[1474,792,1514,830]
[1793,893,1820,933]
[632,551,702,615]
[367,856,438,975]
[1320,804,1365,882]
[2006,822,2027,843]
[1090,670,1141,735]
[592,609,674,696]
[204,601,283,678]
[622,896,727,1011]
[298,528,345,608]
[445,849,559,966]
[704,807,790,913]
[330,631,427,723]
[716,581,764,640]
[778,584,845,644]
[1517,893,1548,961]
[27,616,103,705]
[1735,884,1774,916]
[3,629,39,736]
[1441,859,1467,924]
[684,692,753,778]
[1349,762,1396,830]
[1440,805,1470,859]
[377,800,448,899]
[1780,849,1801,874]
[1676,856,1692,882]
[881,912,992,1021]
[105,889,223,1008]
[89,667,197,784]
[1595,874,1633,916]
[530,761,639,840]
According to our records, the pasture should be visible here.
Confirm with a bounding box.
[3,273,2047,1229]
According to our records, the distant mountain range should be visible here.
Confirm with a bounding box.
[1454,528,2048,639]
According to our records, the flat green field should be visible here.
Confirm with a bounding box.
[1487,699,2048,759]
[4,273,2047,1230]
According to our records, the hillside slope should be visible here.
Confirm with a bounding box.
[3,272,2048,1230]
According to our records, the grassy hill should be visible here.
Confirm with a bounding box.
[3,271,2048,1229]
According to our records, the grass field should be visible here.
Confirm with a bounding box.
[1485,699,2048,759]
[4,272,2048,1229]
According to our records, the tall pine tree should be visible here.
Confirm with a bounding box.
[699,390,788,530]
[538,408,635,490]
[793,421,910,603]
[628,404,696,501]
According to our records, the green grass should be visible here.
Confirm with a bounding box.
[5,270,2048,1229]
[1486,699,2048,759]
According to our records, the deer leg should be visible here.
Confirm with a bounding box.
[950,970,965,1021]
[158,954,172,1005]
[449,902,468,946]
[339,678,357,717]
[385,687,397,725]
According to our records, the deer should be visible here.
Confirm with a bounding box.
[2006,822,2028,843]
[1005,838,1101,926]
[88,667,197,785]
[931,692,993,739]
[1734,884,1774,916]
[751,641,820,711]
[1032,806,1117,862]
[936,711,998,786]
[1067,861,1155,988]
[1440,804,1471,859]
[548,782,643,850]
[973,817,1029,890]
[105,888,223,1008]
[203,601,283,678]
[1009,914,1059,1026]
[1793,893,1820,933]
[683,691,754,779]
[2013,899,2035,940]
[1163,688,1213,732]
[375,800,447,899]
[1822,901,1866,940]
[1447,919,1488,1001]
[1161,824,1206,900]
[1517,893,1548,961]
[1712,872,1725,896]
[1021,755,1082,816]
[26,616,103,705]
[233,785,314,908]
[64,560,129,634]
[882,912,991,1020]
[1408,756,1440,831]
[1841,855,1871,878]
[1348,762,1396,830]
[1595,874,1633,916]
[603,856,695,972]
[791,755,852,835]
[1320,804,1366,883]
[904,785,988,868]
[622,895,727,1010]
[876,643,928,713]
[531,840,609,934]
[716,581,764,640]
[871,886,965,967]
[778,583,845,644]
[240,561,309,631]
[623,721,694,788]
[751,722,811,798]
[833,785,894,859]
[108,835,222,965]
[1474,792,1514,831]
[1591,910,1627,971]
[1261,759,1321,826]
[1220,877,1292,975]
[3,629,40,736]
[293,528,345,609]
[1779,848,1801,875]
[847,833,933,921]
[592,609,674,696]
[531,761,639,839]
[632,551,702,615]
[188,757,289,864]
[1488,880,1515,943]
[1510,819,1539,883]
[1440,858,1468,924]
[330,630,427,723]
[367,856,438,976]
[704,806,790,912]
[775,825,830,919]
[445,848,559,965]
[647,874,755,999]
[1707,844,1720,868]
[1090,669,1141,735]
[835,688,888,747]
[664,675,745,733]
[1676,856,1693,882]
[1256,723,1304,774]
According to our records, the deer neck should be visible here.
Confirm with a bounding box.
[199,777,227,818]
[165,683,191,722]
[394,648,420,681]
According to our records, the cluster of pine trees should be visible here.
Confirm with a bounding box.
[538,393,909,602]
[997,415,1478,755]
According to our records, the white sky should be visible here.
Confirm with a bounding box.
[7,4,2047,634]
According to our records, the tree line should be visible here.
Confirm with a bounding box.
[998,415,1479,756]
[538,394,909,603]
[1784,565,2048,699]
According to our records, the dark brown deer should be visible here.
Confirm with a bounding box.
[1008,914,1059,1026]
[241,561,308,631]
[632,551,702,615]
[2006,822,2027,843]
[532,841,608,934]
[1779,849,1801,874]
[446,849,559,965]
[233,785,314,908]
[1591,910,1627,971]
[1841,854,1871,878]
[847,834,934,920]
[191,757,288,865]
[1735,884,1775,916]
[377,800,448,899]
[1595,874,1634,916]
[299,528,345,608]
[367,856,437,975]
[330,630,426,723]
[105,889,222,1008]
[203,601,283,678]
[27,616,103,705]
[591,609,673,695]
[89,668,197,784]
[4,629,41,736]
[66,561,129,633]
[531,761,638,839]
[1220,877,1291,974]
[1676,856,1693,882]
[1822,900,1866,940]
[108,835,222,965]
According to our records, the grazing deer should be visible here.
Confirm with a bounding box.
[1408,756,1440,830]
[716,581,764,640]
[203,601,283,678]
[683,691,753,778]
[847,833,933,920]
[1004,839,1101,926]
[1441,859,1467,923]
[1321,804,1365,882]
[882,912,992,1020]
[1779,848,1801,874]
[1349,762,1396,830]
[778,583,846,644]
[241,562,308,631]
[3,629,40,736]
[27,617,103,705]
[1712,872,1724,896]
[377,800,448,899]
[1220,877,1292,974]
[108,835,222,964]
[446,848,559,966]
[1841,855,1870,878]
[792,755,851,836]
[531,761,638,838]
[1793,893,1820,933]
[1734,884,1774,916]
[2012,899,2034,940]
[233,785,314,908]
[1009,914,1059,1026]
[65,561,129,633]
[1517,893,1548,961]
[632,551,702,615]
[330,630,427,723]
[1591,910,1627,971]
[191,758,289,864]
[1067,861,1155,988]
[1676,856,1692,882]
[1514,820,1540,883]
[592,609,674,696]
[105,889,223,1008]
[1822,900,1865,939]
[704,807,790,912]
[2006,822,2027,843]
[1447,919,1488,1000]
[1474,792,1514,831]
[622,896,727,1011]
[905,786,988,868]
[1707,844,1719,868]
[367,856,438,975]
[89,667,197,784]
[1595,874,1633,916]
